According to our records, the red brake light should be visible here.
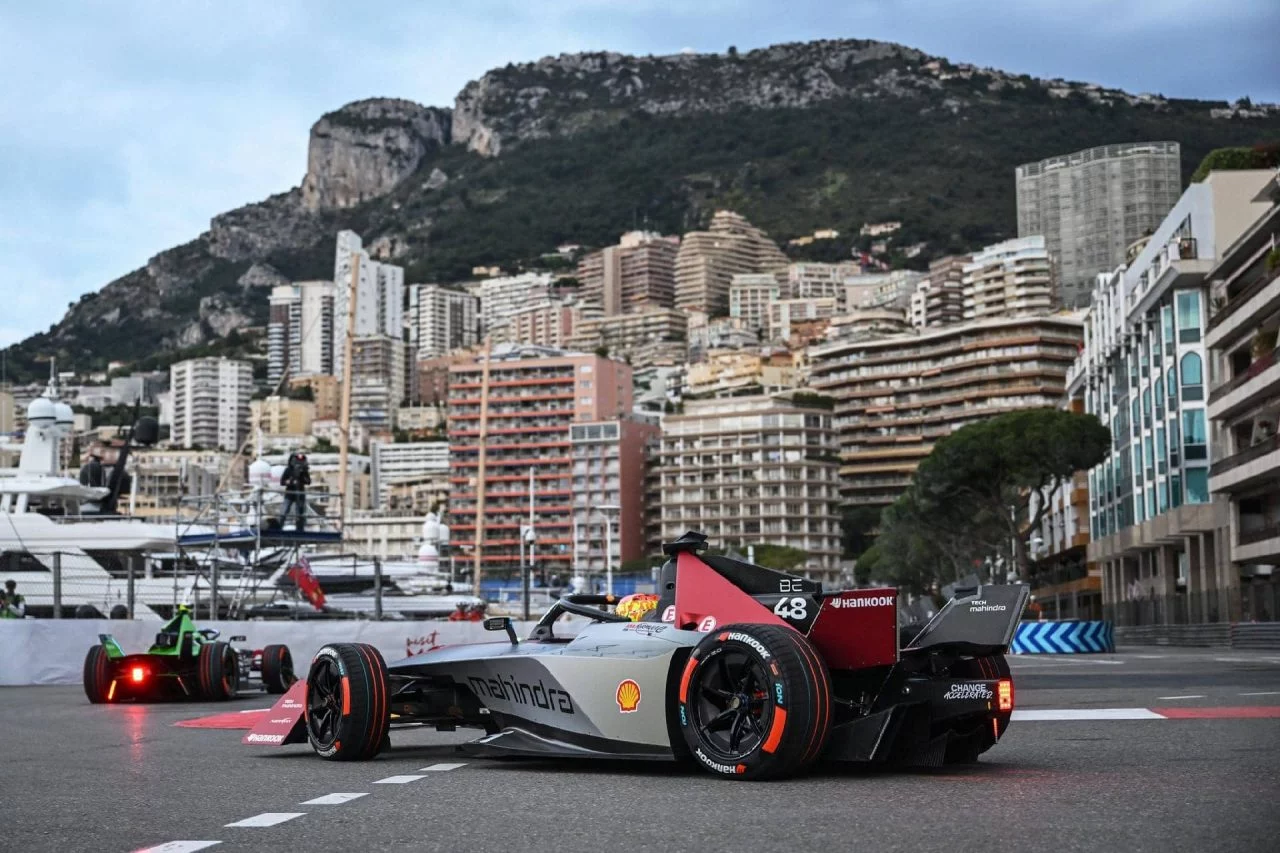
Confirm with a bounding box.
[130,666,147,684]
[997,678,1013,712]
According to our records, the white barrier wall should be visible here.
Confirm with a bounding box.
[0,619,540,687]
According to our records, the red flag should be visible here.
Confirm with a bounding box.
[286,555,326,610]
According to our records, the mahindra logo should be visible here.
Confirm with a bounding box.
[830,595,894,609]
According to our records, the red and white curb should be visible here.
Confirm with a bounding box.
[1014,706,1280,721]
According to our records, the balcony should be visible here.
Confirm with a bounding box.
[1210,434,1280,494]
[1233,520,1280,564]
[1206,267,1280,341]
[1208,347,1280,421]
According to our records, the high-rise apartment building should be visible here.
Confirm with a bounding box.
[170,357,254,451]
[1017,141,1182,308]
[909,255,969,329]
[568,307,689,370]
[447,346,635,580]
[578,231,679,315]
[332,231,404,378]
[268,281,335,384]
[729,273,785,332]
[962,236,1056,321]
[1204,182,1280,622]
[478,273,554,337]
[1074,168,1275,627]
[768,297,840,345]
[657,394,843,583]
[787,262,860,302]
[674,211,788,316]
[501,302,576,349]
[370,440,450,512]
[844,269,923,313]
[408,284,478,359]
[350,336,406,433]
[810,315,1083,509]
[571,417,660,578]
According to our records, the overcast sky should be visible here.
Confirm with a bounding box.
[2,0,1276,348]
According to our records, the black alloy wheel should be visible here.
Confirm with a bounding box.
[306,655,343,750]
[689,647,773,757]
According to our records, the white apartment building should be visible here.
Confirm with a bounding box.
[1072,168,1275,627]
[844,269,922,312]
[729,272,784,332]
[479,272,554,337]
[768,297,839,343]
[333,230,405,378]
[962,236,1056,320]
[370,440,450,511]
[787,262,859,302]
[268,280,336,384]
[170,358,253,451]
[408,284,479,359]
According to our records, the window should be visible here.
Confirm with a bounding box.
[1182,410,1207,460]
[1158,480,1168,514]
[1171,473,1182,508]
[1146,487,1156,518]
[1184,468,1210,504]
[1144,437,1154,478]
[1167,367,1177,406]
[1180,353,1203,401]
[1155,381,1164,418]
[1142,389,1151,428]
[1131,398,1141,436]
[1161,305,1174,353]
[1156,428,1166,474]
[1176,291,1201,342]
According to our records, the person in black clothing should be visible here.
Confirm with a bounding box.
[280,452,311,531]
[79,452,105,487]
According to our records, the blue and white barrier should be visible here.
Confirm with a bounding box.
[1012,620,1115,654]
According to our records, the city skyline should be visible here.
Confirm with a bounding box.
[4,0,1279,347]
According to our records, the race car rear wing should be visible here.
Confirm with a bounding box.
[901,584,1030,658]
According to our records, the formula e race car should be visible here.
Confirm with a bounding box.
[246,532,1028,780]
[83,606,297,703]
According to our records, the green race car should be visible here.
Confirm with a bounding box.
[82,606,296,703]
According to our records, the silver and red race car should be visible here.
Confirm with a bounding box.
[246,531,1028,780]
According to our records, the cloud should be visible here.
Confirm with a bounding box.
[2,0,1277,349]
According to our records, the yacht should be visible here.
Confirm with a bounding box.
[0,381,184,618]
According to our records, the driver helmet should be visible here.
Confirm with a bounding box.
[615,593,658,622]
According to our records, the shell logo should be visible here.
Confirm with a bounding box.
[616,679,642,713]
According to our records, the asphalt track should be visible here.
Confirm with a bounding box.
[3,648,1279,853]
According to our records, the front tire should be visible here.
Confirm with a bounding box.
[83,645,113,704]
[198,641,239,700]
[305,643,390,761]
[677,624,831,780]
[261,644,296,694]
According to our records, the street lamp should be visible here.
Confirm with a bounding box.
[593,504,621,596]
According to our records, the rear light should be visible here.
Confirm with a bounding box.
[997,678,1013,712]
[130,666,147,684]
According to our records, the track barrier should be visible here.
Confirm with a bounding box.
[0,619,540,686]
[1011,619,1115,654]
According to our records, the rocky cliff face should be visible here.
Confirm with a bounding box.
[451,40,933,155]
[301,98,451,211]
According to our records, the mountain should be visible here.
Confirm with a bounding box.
[6,38,1280,382]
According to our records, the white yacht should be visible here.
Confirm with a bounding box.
[0,382,184,619]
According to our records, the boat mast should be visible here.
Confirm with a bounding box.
[337,253,360,524]
[471,337,491,597]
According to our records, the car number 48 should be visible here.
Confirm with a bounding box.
[773,596,808,621]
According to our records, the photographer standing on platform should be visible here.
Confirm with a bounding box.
[280,452,311,532]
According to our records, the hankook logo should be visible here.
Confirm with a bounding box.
[725,632,771,659]
[694,748,741,775]
[830,595,894,609]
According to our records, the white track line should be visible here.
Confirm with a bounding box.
[301,793,368,805]
[1157,695,1206,700]
[417,763,468,772]
[1241,691,1280,696]
[1013,708,1165,721]
[1134,654,1167,659]
[225,813,305,828]
[374,774,427,784]
[134,843,222,853]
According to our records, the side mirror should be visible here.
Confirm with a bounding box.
[484,616,518,645]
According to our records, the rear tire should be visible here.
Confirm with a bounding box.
[261,644,296,694]
[197,641,239,700]
[83,645,113,704]
[676,624,831,780]
[305,643,390,761]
